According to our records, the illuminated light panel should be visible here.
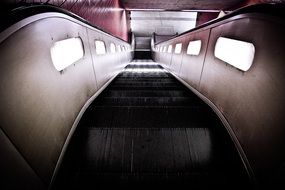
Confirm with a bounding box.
[187,40,202,55]
[214,37,255,71]
[129,61,158,66]
[110,43,116,53]
[124,68,165,73]
[50,37,84,71]
[163,46,167,52]
[174,43,182,54]
[95,40,106,55]
[168,45,173,53]
[117,45,122,52]
[128,63,159,66]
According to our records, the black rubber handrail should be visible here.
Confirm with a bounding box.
[0,3,129,43]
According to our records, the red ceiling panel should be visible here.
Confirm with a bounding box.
[7,0,129,41]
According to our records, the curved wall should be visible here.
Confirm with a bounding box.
[0,0,130,41]
[0,12,132,189]
[153,6,285,186]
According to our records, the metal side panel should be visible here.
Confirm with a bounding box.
[179,29,210,90]
[0,17,97,183]
[199,16,285,183]
[0,128,46,190]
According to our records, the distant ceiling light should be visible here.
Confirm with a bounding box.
[214,37,255,71]
[174,43,182,54]
[50,37,84,71]
[112,8,124,11]
[187,40,202,55]
[129,63,158,66]
[124,68,165,73]
[217,11,226,18]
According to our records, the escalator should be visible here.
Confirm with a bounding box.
[54,60,250,189]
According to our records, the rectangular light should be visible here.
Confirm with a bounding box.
[187,40,202,55]
[117,45,122,52]
[214,37,255,71]
[168,45,172,53]
[50,37,84,71]
[95,40,106,55]
[174,43,182,54]
[110,43,116,53]
[124,68,165,73]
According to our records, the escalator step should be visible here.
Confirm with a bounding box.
[80,106,219,128]
[54,61,250,189]
[93,97,204,107]
[102,90,190,97]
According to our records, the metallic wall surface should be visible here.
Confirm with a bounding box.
[153,5,285,186]
[2,0,129,41]
[0,12,132,189]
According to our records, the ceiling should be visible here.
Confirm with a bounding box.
[122,0,245,11]
[131,11,197,36]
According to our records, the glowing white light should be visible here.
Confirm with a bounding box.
[117,45,122,52]
[124,68,165,73]
[163,46,167,52]
[174,43,182,54]
[187,40,202,55]
[110,43,116,53]
[214,37,255,71]
[128,63,159,66]
[95,40,106,55]
[168,45,172,53]
[50,37,84,71]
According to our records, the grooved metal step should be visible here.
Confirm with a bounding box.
[54,60,250,189]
